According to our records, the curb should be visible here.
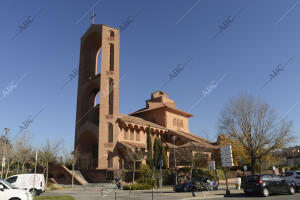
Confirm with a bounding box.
[182,195,224,200]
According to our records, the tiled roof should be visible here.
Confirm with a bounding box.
[179,141,217,150]
[118,141,146,149]
[117,114,217,148]
[118,114,167,130]
[130,105,193,117]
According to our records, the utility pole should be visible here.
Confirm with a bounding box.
[32,149,38,196]
[172,136,177,185]
[1,128,10,179]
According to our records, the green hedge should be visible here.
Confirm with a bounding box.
[123,183,152,190]
[136,177,156,186]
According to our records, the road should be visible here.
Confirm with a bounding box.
[42,184,300,200]
[210,193,300,200]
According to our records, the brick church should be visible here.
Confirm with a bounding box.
[74,24,218,182]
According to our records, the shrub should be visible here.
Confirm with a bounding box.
[215,168,225,180]
[136,177,156,186]
[139,164,151,178]
[192,168,214,180]
[123,183,152,190]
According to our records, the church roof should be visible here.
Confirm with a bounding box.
[178,141,217,150]
[118,114,167,130]
[129,91,193,117]
[118,141,147,150]
[117,114,215,147]
[168,129,214,146]
[130,105,193,117]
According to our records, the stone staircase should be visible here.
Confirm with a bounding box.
[61,165,88,185]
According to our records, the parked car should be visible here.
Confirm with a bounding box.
[243,174,296,197]
[5,174,45,196]
[284,171,300,190]
[173,177,218,192]
[0,178,33,200]
[241,175,251,188]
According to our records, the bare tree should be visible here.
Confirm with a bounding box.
[71,146,80,188]
[4,144,17,178]
[175,145,208,181]
[15,134,33,173]
[39,139,61,186]
[125,148,146,183]
[218,94,294,174]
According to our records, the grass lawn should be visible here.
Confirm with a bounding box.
[34,196,75,200]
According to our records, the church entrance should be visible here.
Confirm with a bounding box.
[77,131,98,170]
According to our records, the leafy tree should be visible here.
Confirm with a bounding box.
[146,127,153,168]
[218,94,294,174]
[153,138,160,169]
[152,138,167,169]
[158,139,167,169]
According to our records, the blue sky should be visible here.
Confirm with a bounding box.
[0,0,300,149]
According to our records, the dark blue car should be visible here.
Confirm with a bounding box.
[173,177,219,192]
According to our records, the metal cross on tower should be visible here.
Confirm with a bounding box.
[90,11,96,24]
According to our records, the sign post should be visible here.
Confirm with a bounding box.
[243,165,247,176]
[208,161,216,180]
[220,145,234,196]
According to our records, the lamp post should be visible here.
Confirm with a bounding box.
[1,128,10,179]
[172,136,177,185]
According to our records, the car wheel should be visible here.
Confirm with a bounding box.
[183,187,188,192]
[9,198,21,200]
[262,188,270,197]
[289,186,295,195]
[29,188,39,196]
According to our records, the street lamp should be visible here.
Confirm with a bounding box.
[172,136,177,185]
[1,128,10,179]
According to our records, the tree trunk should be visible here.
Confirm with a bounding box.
[17,162,19,174]
[46,161,49,187]
[251,157,256,175]
[132,161,136,184]
[72,163,74,188]
[190,162,193,181]
[22,162,25,173]
[259,158,262,174]
[5,164,10,178]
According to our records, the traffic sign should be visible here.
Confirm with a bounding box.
[220,145,233,168]
[208,161,215,171]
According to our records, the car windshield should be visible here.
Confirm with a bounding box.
[0,179,18,189]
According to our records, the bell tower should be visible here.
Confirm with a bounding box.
[75,24,120,170]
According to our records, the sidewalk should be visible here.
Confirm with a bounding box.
[181,185,244,200]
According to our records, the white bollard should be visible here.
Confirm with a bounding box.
[235,177,241,190]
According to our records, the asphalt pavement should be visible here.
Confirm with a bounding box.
[42,184,300,200]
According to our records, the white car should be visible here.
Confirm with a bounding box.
[284,171,300,190]
[5,174,45,196]
[0,179,32,200]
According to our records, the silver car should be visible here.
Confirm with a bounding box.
[284,171,300,190]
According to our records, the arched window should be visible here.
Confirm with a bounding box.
[136,130,140,141]
[109,44,114,71]
[94,91,100,106]
[108,123,113,143]
[96,49,102,75]
[110,31,115,38]
[130,129,134,140]
[124,128,129,140]
[108,151,113,168]
[109,79,114,115]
